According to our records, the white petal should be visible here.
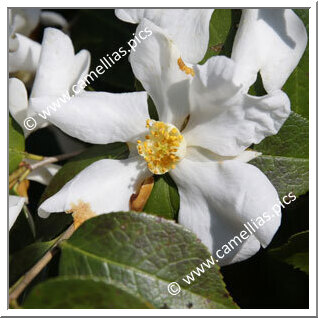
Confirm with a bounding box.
[231,9,308,93]
[30,91,149,144]
[229,235,261,264]
[9,78,28,129]
[9,195,25,229]
[9,34,41,73]
[9,78,49,136]
[40,11,69,31]
[38,157,150,218]
[26,161,61,186]
[116,9,213,64]
[130,19,191,129]
[185,146,262,163]
[10,8,41,36]
[171,158,281,265]
[69,50,91,92]
[184,56,291,156]
[31,28,90,98]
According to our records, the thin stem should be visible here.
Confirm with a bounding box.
[9,149,83,190]
[9,224,75,303]
[29,149,83,171]
[12,169,31,192]
[22,152,44,161]
[9,166,27,185]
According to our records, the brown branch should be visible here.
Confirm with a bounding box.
[9,224,75,303]
[29,149,83,171]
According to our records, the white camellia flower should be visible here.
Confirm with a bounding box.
[30,10,306,264]
[9,28,91,136]
[115,8,214,64]
[9,9,68,76]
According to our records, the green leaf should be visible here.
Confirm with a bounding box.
[35,143,129,241]
[57,212,237,309]
[283,9,309,119]
[143,174,179,220]
[252,112,309,198]
[268,231,309,274]
[9,115,25,174]
[254,112,308,159]
[9,240,55,287]
[23,277,153,309]
[251,155,308,199]
[200,9,241,64]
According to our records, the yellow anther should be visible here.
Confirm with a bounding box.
[136,120,186,175]
[177,57,195,77]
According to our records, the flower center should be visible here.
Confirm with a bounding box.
[137,120,187,175]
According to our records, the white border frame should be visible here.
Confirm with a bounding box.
[2,0,316,316]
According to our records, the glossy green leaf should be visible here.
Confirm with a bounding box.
[58,212,238,309]
[35,143,129,241]
[254,112,308,159]
[251,155,308,199]
[23,277,153,308]
[200,9,241,64]
[283,9,309,119]
[9,115,25,174]
[268,231,309,274]
[252,112,309,198]
[143,174,179,220]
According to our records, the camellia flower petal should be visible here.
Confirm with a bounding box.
[25,160,61,186]
[9,195,25,230]
[10,28,91,139]
[115,8,214,64]
[128,20,191,129]
[9,8,41,38]
[30,91,149,145]
[9,34,41,74]
[9,78,28,131]
[231,9,308,93]
[183,56,291,156]
[38,158,150,218]
[31,28,90,99]
[9,9,69,75]
[40,11,69,32]
[9,77,48,136]
[33,16,305,265]
[170,158,281,265]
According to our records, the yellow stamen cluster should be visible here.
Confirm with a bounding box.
[177,57,195,77]
[137,120,186,175]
